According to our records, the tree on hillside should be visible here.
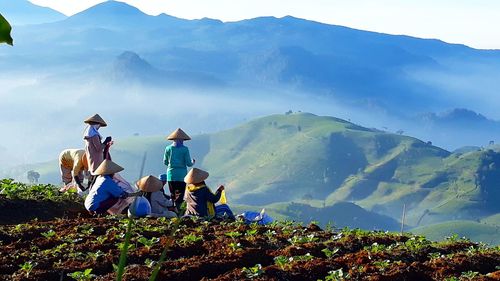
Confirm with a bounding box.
[0,13,13,45]
[27,170,40,184]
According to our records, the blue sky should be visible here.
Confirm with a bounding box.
[28,0,500,49]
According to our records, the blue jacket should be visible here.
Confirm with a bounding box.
[84,175,125,211]
[163,144,194,181]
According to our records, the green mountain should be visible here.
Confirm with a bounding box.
[3,113,499,241]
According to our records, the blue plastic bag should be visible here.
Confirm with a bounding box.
[240,208,273,225]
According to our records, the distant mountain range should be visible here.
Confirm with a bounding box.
[3,0,500,115]
[0,0,66,25]
[0,0,500,123]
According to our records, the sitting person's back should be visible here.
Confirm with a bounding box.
[140,174,177,218]
[183,168,224,217]
[149,190,177,218]
[84,160,127,214]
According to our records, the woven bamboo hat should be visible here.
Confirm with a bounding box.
[167,128,191,140]
[92,159,124,175]
[184,168,209,184]
[84,114,107,127]
[136,175,164,192]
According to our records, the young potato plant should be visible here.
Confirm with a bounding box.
[19,261,37,278]
[138,236,160,251]
[242,264,264,279]
[41,229,56,239]
[320,268,350,281]
[68,268,95,281]
[322,247,340,258]
[178,233,203,246]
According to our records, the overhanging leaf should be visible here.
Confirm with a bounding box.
[0,13,13,46]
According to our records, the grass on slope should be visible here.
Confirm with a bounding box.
[412,220,500,245]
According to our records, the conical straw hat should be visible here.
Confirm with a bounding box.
[136,175,164,192]
[184,168,209,184]
[84,114,107,127]
[167,128,191,140]
[92,159,124,175]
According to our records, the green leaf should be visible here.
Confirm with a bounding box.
[116,219,133,281]
[0,13,13,46]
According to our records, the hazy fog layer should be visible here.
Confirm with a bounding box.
[2,66,499,170]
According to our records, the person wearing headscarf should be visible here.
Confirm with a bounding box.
[58,149,89,192]
[163,128,195,210]
[139,175,177,218]
[83,114,112,187]
[183,168,231,218]
[84,159,129,214]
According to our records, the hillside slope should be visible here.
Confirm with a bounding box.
[4,113,500,235]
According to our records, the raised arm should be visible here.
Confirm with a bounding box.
[206,185,224,203]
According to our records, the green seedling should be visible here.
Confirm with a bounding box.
[460,271,479,280]
[373,260,391,271]
[228,242,242,251]
[19,261,37,278]
[321,268,349,281]
[288,234,318,245]
[274,255,290,270]
[41,230,56,238]
[225,231,242,239]
[67,268,95,281]
[428,252,443,260]
[245,229,258,241]
[138,236,160,251]
[79,224,94,236]
[364,242,387,253]
[144,258,156,268]
[179,233,203,246]
[86,250,104,261]
[96,235,107,245]
[242,264,264,279]
[290,253,314,262]
[322,247,340,258]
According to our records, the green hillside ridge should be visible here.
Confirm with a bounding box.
[413,220,500,245]
[1,112,499,239]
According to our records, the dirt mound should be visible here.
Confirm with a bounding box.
[0,196,89,225]
[0,217,499,280]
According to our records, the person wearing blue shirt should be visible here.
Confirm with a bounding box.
[163,128,195,210]
[84,159,128,214]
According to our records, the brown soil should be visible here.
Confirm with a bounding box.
[0,212,498,280]
[0,196,89,225]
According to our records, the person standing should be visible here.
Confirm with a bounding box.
[83,114,112,187]
[163,128,195,209]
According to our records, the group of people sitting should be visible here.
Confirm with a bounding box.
[58,113,233,220]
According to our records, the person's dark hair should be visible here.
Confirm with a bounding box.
[145,192,152,202]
